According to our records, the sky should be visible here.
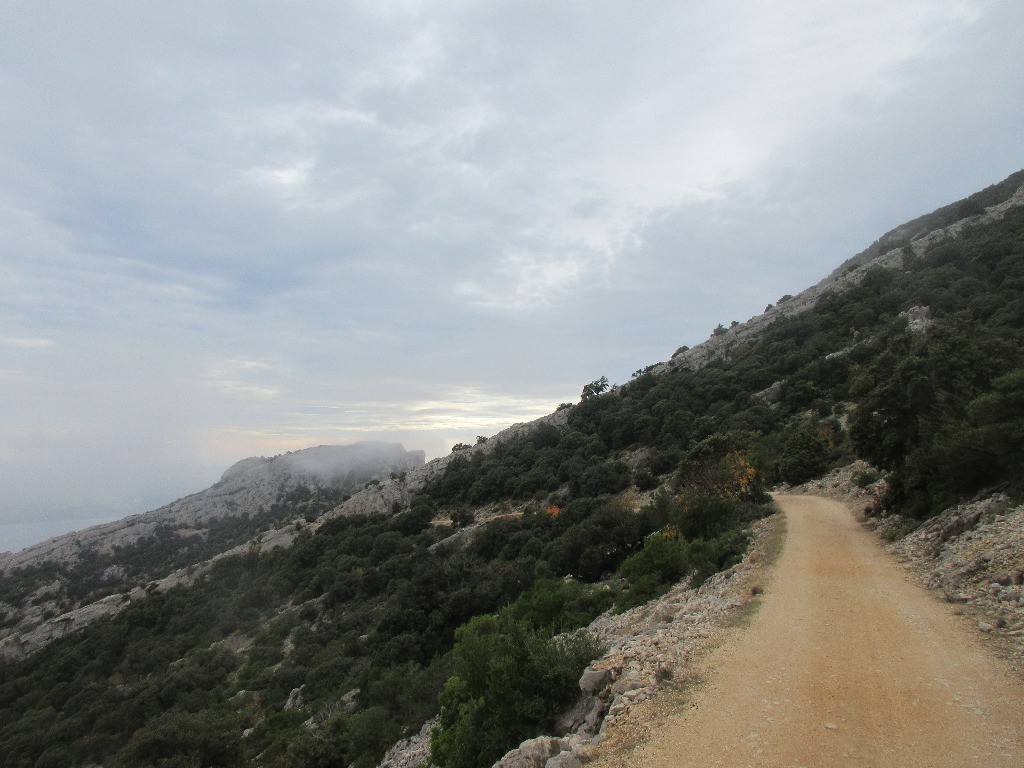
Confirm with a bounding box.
[2,1,1022,552]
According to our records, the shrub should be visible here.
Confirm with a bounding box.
[430,616,602,768]
[633,467,660,491]
[852,468,880,488]
[881,518,921,541]
[778,422,830,485]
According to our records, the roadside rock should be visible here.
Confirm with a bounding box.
[578,667,615,697]
[545,751,582,768]
[902,495,1011,558]
[781,459,888,511]
[885,496,1024,663]
[495,737,569,768]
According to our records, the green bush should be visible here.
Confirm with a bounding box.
[615,496,757,610]
[502,577,615,633]
[430,616,602,768]
[633,467,660,491]
[778,422,830,485]
[852,468,880,488]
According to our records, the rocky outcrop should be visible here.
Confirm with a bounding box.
[780,459,888,511]
[378,718,437,768]
[0,517,313,661]
[322,409,571,522]
[903,181,1024,258]
[900,305,933,334]
[1,442,424,571]
[648,245,907,374]
[823,175,1024,280]
[901,495,1011,559]
[883,495,1024,654]
[494,736,574,768]
[0,593,128,658]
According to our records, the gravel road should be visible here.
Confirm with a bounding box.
[627,494,1024,767]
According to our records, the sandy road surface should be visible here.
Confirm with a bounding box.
[630,494,1024,767]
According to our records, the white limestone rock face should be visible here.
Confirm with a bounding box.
[1,593,128,658]
[494,737,569,768]
[378,718,437,768]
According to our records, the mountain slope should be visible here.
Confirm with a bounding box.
[0,442,424,657]
[0,170,1022,768]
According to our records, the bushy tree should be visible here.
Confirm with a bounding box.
[777,421,830,485]
[580,376,610,401]
[430,615,602,768]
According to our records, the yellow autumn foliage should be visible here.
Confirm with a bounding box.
[713,451,757,501]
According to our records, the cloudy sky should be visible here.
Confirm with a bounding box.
[2,1,1022,552]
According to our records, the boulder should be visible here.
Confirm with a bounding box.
[578,666,615,696]
[545,751,582,768]
[494,737,567,768]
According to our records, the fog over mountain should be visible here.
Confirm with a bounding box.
[2,1,1022,551]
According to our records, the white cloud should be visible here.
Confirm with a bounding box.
[0,0,1020,550]
[0,337,55,348]
[205,358,290,400]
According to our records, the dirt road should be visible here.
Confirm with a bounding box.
[629,494,1024,767]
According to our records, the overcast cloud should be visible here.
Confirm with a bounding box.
[2,1,1022,551]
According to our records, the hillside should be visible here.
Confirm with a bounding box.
[0,170,1022,768]
[0,443,424,658]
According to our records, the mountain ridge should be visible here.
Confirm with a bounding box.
[7,170,1022,569]
[4,171,1022,662]
[1,442,424,566]
[0,442,424,658]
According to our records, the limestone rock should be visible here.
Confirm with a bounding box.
[650,182,1024,376]
[578,667,615,696]
[554,696,594,736]
[494,737,567,768]
[378,718,436,768]
[322,410,571,522]
[2,442,425,572]
[285,685,306,710]
[0,442,425,658]
[545,751,582,768]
